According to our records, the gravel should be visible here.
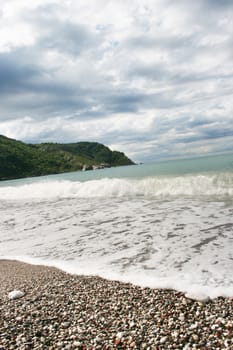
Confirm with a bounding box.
[0,260,232,349]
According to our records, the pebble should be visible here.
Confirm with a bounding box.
[179,313,185,322]
[0,260,232,349]
[8,290,25,300]
[115,338,121,345]
[160,336,167,344]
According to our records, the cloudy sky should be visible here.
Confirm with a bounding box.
[0,0,233,162]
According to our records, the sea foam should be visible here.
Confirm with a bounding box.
[0,162,232,299]
[0,172,232,200]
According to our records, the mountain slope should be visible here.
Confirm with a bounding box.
[0,135,134,180]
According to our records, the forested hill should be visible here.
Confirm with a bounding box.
[0,135,134,180]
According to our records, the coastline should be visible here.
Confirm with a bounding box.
[0,260,232,349]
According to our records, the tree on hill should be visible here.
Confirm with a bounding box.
[0,135,134,180]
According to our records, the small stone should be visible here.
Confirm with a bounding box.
[179,314,185,322]
[160,336,167,344]
[190,323,198,330]
[8,290,25,300]
[192,334,199,341]
[73,341,81,346]
[62,322,70,328]
[172,331,179,338]
[95,335,102,343]
[115,338,121,345]
[15,316,23,321]
[116,332,123,338]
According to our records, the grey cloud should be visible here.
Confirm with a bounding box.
[145,114,233,149]
[26,5,102,57]
[127,33,197,52]
[38,20,97,56]
[100,89,184,114]
[100,91,146,114]
[128,121,233,162]
[127,60,233,87]
[169,0,233,10]
[0,44,142,121]
[0,45,97,120]
[203,0,233,8]
[201,127,233,140]
[188,118,213,128]
[25,127,82,144]
[0,1,233,161]
[0,51,40,93]
[65,87,182,120]
[127,63,170,82]
[171,118,233,144]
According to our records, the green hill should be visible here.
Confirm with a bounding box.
[0,135,134,180]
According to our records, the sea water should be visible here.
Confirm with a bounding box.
[0,153,233,299]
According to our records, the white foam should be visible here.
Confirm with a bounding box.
[0,172,232,300]
[0,172,232,200]
[2,255,233,300]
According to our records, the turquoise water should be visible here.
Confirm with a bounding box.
[36,152,233,181]
[52,152,233,180]
[1,152,232,186]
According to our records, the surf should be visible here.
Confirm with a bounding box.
[0,172,232,200]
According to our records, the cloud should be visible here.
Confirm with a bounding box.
[203,0,233,8]
[0,50,40,93]
[0,0,232,161]
[30,7,100,57]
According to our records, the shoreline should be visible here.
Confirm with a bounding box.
[0,260,232,349]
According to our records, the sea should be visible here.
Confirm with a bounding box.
[0,153,233,300]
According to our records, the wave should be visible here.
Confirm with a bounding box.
[2,255,233,300]
[0,172,232,200]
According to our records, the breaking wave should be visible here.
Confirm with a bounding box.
[0,172,232,200]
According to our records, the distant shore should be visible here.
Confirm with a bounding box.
[0,260,232,349]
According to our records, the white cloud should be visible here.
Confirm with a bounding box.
[0,0,233,161]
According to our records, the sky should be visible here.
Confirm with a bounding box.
[0,0,233,162]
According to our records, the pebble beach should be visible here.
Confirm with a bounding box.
[0,260,232,350]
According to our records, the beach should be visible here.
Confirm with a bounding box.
[0,260,232,349]
[1,156,233,349]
